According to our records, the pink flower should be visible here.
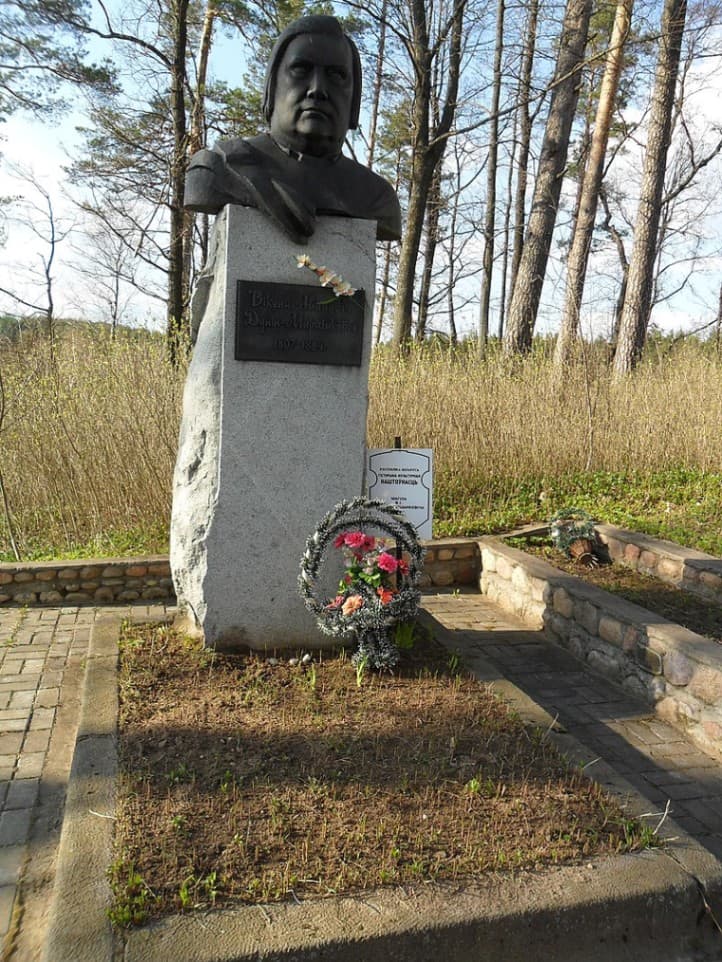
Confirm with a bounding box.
[325,595,344,609]
[341,595,363,616]
[398,558,409,575]
[361,535,376,552]
[345,532,365,549]
[377,552,398,573]
[333,533,346,548]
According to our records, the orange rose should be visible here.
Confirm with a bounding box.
[376,587,395,605]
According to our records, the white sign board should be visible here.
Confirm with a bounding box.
[366,448,433,539]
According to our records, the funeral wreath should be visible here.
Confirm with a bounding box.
[299,497,424,670]
[549,506,599,566]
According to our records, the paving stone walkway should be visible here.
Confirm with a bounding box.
[423,589,722,863]
[0,603,172,961]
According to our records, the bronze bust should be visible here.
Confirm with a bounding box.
[184,16,401,243]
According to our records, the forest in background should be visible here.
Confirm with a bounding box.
[2,0,722,561]
[1,0,722,371]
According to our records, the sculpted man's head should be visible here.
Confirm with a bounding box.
[262,16,362,159]
[183,14,401,241]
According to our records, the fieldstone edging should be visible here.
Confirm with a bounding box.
[479,537,722,759]
[597,523,722,604]
[0,540,481,608]
[0,557,173,606]
[420,537,480,587]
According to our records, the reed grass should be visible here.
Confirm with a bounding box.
[368,340,722,541]
[0,325,185,559]
[1,328,720,559]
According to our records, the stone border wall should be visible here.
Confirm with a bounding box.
[420,538,480,588]
[479,537,722,759]
[0,540,481,607]
[596,524,722,605]
[0,558,173,606]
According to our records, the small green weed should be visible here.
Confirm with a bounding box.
[167,762,193,785]
[178,874,194,910]
[177,871,221,910]
[393,621,416,650]
[202,870,219,905]
[2,607,26,648]
[220,770,236,794]
[619,817,659,852]
[355,655,368,688]
[107,859,155,927]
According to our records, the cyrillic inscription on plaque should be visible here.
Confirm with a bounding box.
[235,281,366,366]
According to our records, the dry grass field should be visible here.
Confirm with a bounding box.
[1,326,721,559]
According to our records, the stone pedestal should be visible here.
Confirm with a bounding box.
[170,206,376,650]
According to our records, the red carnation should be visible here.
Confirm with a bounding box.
[377,552,398,573]
[345,532,365,549]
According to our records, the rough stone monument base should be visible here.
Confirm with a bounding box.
[170,206,376,650]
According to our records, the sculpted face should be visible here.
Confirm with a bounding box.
[269,33,354,158]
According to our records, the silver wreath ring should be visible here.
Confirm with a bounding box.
[298,496,425,638]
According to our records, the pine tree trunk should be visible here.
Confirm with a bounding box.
[555,0,632,368]
[393,155,434,346]
[416,167,442,341]
[366,0,388,168]
[508,0,539,308]
[478,0,505,354]
[167,0,190,360]
[375,242,393,344]
[504,0,593,356]
[391,0,465,350]
[613,0,687,376]
[497,101,519,341]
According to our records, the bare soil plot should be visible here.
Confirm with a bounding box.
[111,624,655,923]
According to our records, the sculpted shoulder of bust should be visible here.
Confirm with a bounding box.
[184,15,401,243]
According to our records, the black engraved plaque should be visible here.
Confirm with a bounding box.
[235,280,366,366]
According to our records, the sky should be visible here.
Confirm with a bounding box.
[0,114,98,313]
[2,9,722,339]
[0,11,251,331]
